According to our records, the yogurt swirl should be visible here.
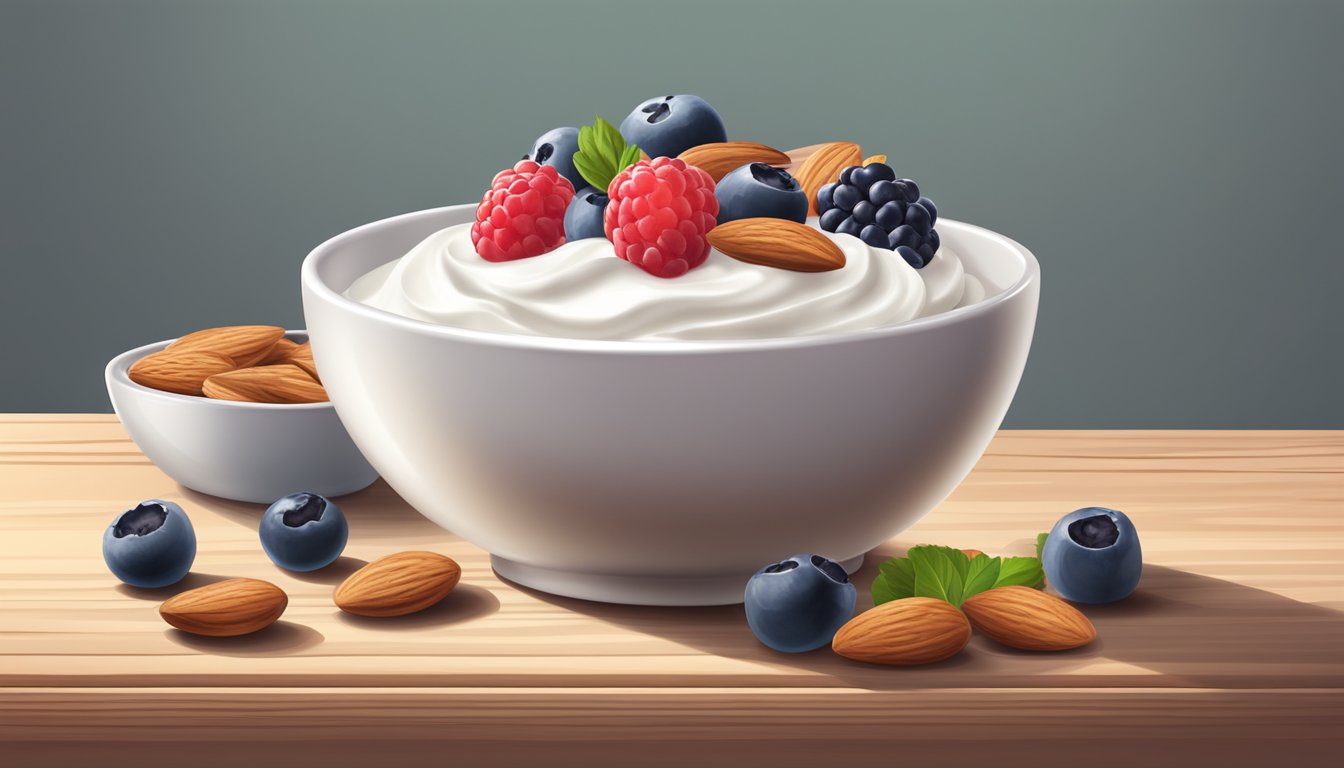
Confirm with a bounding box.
[345,220,984,341]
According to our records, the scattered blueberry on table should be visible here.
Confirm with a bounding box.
[715,163,809,224]
[745,554,857,653]
[1041,507,1143,603]
[102,499,197,588]
[259,492,349,572]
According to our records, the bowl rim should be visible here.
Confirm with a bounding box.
[301,205,1040,354]
[105,330,335,411]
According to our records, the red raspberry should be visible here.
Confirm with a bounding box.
[603,157,718,278]
[471,160,575,262]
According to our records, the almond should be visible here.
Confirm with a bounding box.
[258,337,300,366]
[334,551,462,617]
[782,142,830,174]
[862,153,887,166]
[159,578,288,637]
[202,364,328,404]
[286,343,320,382]
[678,141,791,181]
[832,597,972,665]
[707,218,846,272]
[791,141,862,214]
[961,586,1097,651]
[169,325,286,367]
[129,350,235,396]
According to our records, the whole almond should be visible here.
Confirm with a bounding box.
[258,337,300,366]
[961,586,1097,651]
[202,364,328,404]
[129,350,236,396]
[159,578,288,637]
[334,551,462,617]
[792,141,862,215]
[678,141,791,181]
[708,218,846,272]
[783,142,830,174]
[169,325,286,367]
[832,597,972,665]
[286,343,320,382]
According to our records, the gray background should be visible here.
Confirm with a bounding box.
[3,0,1341,426]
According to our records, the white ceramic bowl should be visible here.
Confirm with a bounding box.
[106,331,379,504]
[302,206,1039,605]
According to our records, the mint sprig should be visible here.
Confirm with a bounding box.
[572,115,642,192]
[871,544,1045,607]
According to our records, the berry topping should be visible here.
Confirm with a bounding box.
[715,163,808,224]
[525,127,584,190]
[471,159,575,262]
[604,156,719,278]
[816,162,941,269]
[619,95,727,160]
[563,186,610,241]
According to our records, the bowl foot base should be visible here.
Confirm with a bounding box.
[490,553,865,606]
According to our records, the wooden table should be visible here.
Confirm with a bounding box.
[2,416,1341,767]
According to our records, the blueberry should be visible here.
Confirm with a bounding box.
[745,554,856,653]
[102,500,196,588]
[259,492,348,572]
[832,184,860,212]
[1041,507,1143,604]
[851,162,895,191]
[895,245,924,268]
[904,202,932,237]
[619,95,726,159]
[891,179,919,204]
[816,183,837,212]
[859,224,889,249]
[818,207,847,232]
[715,163,808,224]
[888,224,919,250]
[564,187,610,240]
[875,201,904,229]
[526,127,583,191]
[918,196,938,225]
[850,199,876,226]
[836,216,862,238]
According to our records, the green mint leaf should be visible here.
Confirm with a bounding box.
[574,115,636,192]
[909,545,964,604]
[1036,532,1049,560]
[872,557,915,605]
[993,556,1045,589]
[618,143,643,172]
[961,554,1001,601]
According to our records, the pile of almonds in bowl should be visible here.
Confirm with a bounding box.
[128,325,328,404]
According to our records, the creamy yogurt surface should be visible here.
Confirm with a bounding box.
[345,220,985,341]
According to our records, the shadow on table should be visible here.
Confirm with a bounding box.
[115,571,233,600]
[163,620,325,656]
[507,544,1344,691]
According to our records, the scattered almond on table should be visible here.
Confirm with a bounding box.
[129,325,328,403]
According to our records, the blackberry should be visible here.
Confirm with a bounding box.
[816,162,941,269]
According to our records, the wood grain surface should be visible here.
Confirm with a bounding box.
[1,415,1341,767]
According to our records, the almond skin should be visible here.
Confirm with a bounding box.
[832,597,972,666]
[286,342,320,382]
[861,153,887,166]
[129,350,236,396]
[257,337,300,366]
[678,141,791,182]
[961,586,1097,651]
[334,551,462,617]
[202,364,328,404]
[169,325,285,367]
[159,578,287,637]
[707,218,846,272]
[792,141,863,215]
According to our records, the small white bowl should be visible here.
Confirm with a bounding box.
[105,331,378,504]
[302,206,1039,605]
